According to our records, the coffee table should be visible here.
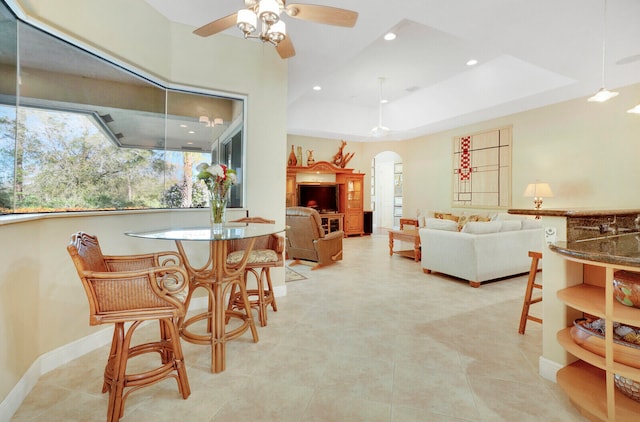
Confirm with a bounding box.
[388,228,421,262]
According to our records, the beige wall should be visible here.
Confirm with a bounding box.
[289,82,640,220]
[377,82,640,217]
[0,0,287,406]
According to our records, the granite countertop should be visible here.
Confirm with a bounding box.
[509,208,640,217]
[549,233,640,268]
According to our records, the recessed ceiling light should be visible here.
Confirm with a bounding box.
[384,32,396,41]
[188,130,195,134]
[380,99,388,104]
[312,85,322,91]
[187,141,193,145]
[466,59,478,66]
[179,124,187,128]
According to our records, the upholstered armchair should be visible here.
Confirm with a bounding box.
[285,206,343,270]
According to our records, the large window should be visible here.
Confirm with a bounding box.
[0,1,246,214]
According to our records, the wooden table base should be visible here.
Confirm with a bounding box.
[176,239,259,373]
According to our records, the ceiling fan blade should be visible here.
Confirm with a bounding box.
[276,36,296,59]
[193,13,238,37]
[286,4,358,27]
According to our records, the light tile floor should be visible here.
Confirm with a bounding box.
[12,234,586,421]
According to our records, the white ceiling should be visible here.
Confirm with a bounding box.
[145,0,640,142]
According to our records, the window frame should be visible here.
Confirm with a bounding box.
[0,2,248,215]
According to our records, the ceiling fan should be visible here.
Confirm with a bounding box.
[193,0,358,59]
[371,77,391,138]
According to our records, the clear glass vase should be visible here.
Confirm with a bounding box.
[209,189,228,229]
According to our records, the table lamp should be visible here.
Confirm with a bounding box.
[523,182,553,213]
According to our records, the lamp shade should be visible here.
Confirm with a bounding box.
[259,0,280,24]
[267,20,286,43]
[237,9,257,34]
[523,182,553,198]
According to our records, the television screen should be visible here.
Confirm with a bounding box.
[297,184,338,213]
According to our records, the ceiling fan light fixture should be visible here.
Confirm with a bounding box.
[587,87,619,102]
[267,20,286,43]
[370,77,391,137]
[237,9,257,35]
[259,0,281,25]
[193,1,357,60]
[371,125,390,138]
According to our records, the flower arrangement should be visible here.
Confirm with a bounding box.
[196,162,237,225]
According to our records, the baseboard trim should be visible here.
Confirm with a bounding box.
[0,296,211,422]
[0,325,114,422]
[0,284,290,422]
[539,356,563,382]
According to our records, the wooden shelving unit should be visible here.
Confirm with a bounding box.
[557,360,640,422]
[319,213,343,235]
[286,161,364,236]
[556,258,640,421]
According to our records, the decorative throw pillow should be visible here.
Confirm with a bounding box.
[457,215,470,231]
[461,221,502,234]
[442,214,459,222]
[500,220,522,232]
[425,218,458,231]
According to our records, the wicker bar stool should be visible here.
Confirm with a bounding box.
[226,217,284,326]
[518,251,543,334]
[67,232,190,422]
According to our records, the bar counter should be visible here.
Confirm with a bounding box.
[549,233,640,268]
[506,207,640,385]
[509,208,640,218]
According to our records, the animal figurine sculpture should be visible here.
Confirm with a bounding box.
[332,140,354,168]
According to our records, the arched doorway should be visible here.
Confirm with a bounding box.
[371,151,402,232]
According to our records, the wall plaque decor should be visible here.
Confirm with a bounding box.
[452,127,512,208]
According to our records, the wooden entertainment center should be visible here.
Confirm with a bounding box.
[286,161,364,236]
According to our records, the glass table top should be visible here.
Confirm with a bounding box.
[126,223,285,241]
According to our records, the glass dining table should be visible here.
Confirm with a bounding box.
[126,223,285,373]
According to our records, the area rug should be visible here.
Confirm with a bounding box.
[285,266,306,282]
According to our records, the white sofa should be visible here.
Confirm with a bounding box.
[418,218,544,287]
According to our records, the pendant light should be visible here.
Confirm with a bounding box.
[588,0,618,102]
[371,77,390,137]
[628,104,640,114]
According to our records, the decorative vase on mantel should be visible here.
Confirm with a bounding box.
[296,146,303,166]
[288,145,297,166]
[306,150,315,166]
[209,189,228,229]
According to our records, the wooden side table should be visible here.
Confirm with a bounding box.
[388,229,421,262]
